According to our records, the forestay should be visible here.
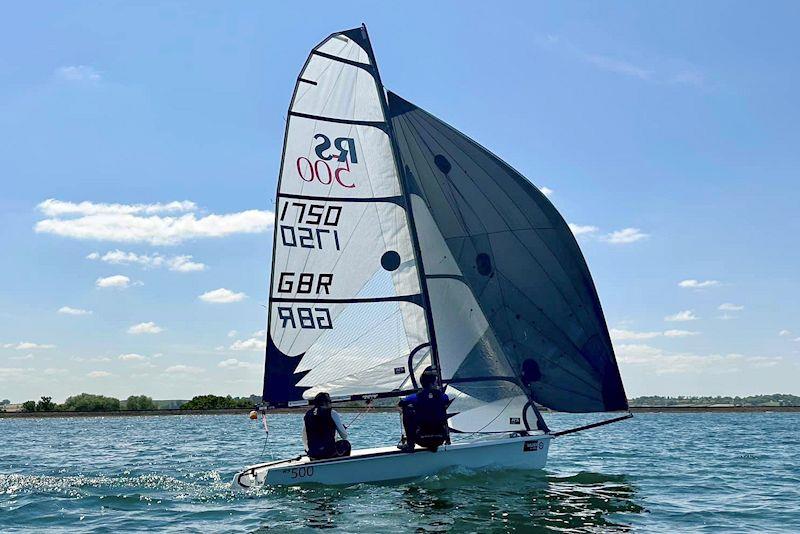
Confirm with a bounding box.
[388,92,628,422]
[263,28,432,407]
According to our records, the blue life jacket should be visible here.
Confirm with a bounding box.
[304,407,336,458]
[405,388,448,436]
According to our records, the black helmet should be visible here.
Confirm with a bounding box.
[420,366,437,389]
[312,392,331,408]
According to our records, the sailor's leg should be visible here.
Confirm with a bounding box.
[401,406,417,447]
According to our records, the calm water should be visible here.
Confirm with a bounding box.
[1,412,798,532]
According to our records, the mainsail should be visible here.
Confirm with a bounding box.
[262,27,435,407]
[263,26,627,429]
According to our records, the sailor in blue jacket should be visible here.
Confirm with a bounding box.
[398,367,449,452]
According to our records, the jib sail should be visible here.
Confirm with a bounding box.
[388,91,628,420]
[262,28,434,407]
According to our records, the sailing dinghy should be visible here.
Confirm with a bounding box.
[233,25,629,489]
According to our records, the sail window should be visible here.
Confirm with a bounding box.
[475,253,493,276]
[434,154,451,174]
[381,250,401,271]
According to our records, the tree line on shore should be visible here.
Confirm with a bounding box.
[13,393,257,413]
[628,394,800,407]
[7,393,798,413]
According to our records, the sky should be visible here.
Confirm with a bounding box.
[1,1,799,403]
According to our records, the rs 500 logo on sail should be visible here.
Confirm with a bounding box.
[296,134,357,188]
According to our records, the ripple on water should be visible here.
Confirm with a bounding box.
[1,412,799,532]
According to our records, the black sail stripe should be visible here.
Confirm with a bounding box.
[278,192,404,206]
[311,50,373,73]
[271,294,424,305]
[289,111,388,132]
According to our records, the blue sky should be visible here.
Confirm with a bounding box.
[1,1,799,402]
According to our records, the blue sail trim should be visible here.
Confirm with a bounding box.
[262,336,310,406]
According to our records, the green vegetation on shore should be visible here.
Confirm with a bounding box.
[15,393,155,412]
[6,393,257,412]
[4,393,797,413]
[629,394,800,407]
[179,395,254,410]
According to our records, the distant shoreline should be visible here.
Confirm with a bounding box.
[2,405,799,419]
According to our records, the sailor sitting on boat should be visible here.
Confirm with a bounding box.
[397,367,449,452]
[303,392,351,460]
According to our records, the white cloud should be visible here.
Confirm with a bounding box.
[230,337,267,351]
[663,329,700,338]
[779,330,791,337]
[87,250,207,272]
[3,342,55,350]
[71,355,111,363]
[748,356,783,368]
[568,223,599,236]
[0,368,29,381]
[609,328,661,341]
[39,199,196,217]
[43,368,68,376]
[678,279,720,289]
[168,255,207,272]
[118,353,147,361]
[227,330,238,338]
[87,370,112,378]
[35,199,273,246]
[665,310,698,322]
[95,274,133,289]
[602,227,649,244]
[539,186,554,197]
[164,365,204,375]
[535,35,705,88]
[252,329,266,338]
[10,353,34,361]
[718,303,744,312]
[127,322,164,335]
[218,358,258,369]
[58,306,92,316]
[199,288,246,304]
[55,65,102,83]
[610,328,698,341]
[585,54,652,80]
[615,344,774,375]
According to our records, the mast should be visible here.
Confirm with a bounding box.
[359,24,444,388]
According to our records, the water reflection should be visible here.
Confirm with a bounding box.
[402,469,644,532]
[251,469,644,532]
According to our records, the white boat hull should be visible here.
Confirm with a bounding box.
[233,433,551,489]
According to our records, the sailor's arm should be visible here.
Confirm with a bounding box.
[330,410,348,439]
[302,426,309,450]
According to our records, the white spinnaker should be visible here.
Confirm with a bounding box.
[448,394,530,433]
[268,31,428,401]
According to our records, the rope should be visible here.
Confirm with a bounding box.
[259,412,273,460]
[345,401,373,429]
